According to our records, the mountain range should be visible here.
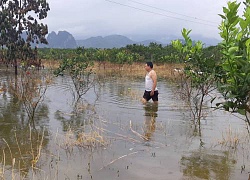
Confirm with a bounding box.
[38,31,221,49]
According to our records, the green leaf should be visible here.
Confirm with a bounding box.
[223,7,229,14]
[218,14,226,19]
[239,19,247,30]
[228,46,238,54]
[246,38,250,48]
[236,31,243,40]
[237,109,246,115]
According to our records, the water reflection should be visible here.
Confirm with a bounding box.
[181,150,235,180]
[0,126,49,177]
[0,95,50,176]
[0,70,50,177]
[143,103,158,140]
[54,100,96,132]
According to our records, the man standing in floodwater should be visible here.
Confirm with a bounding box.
[142,62,158,104]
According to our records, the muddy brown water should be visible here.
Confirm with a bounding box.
[0,69,249,180]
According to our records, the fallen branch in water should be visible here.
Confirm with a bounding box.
[99,151,139,171]
[130,120,149,141]
[93,124,141,143]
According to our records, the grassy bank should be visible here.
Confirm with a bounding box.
[42,60,184,79]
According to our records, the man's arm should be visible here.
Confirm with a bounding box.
[150,71,157,95]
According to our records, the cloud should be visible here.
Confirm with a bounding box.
[43,0,245,40]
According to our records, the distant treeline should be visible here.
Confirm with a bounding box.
[38,42,221,65]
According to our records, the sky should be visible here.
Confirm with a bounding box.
[42,0,245,41]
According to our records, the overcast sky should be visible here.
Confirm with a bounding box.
[43,0,244,41]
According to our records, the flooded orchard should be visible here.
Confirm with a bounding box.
[0,67,249,180]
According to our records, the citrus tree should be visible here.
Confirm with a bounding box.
[216,0,250,125]
[172,29,220,123]
[95,49,109,69]
[54,47,95,101]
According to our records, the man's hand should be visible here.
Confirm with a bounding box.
[150,91,154,96]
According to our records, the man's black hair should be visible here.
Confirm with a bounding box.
[146,62,153,68]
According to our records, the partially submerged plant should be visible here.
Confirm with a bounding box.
[54,47,95,101]
[8,69,52,123]
[171,29,219,124]
[216,0,250,126]
[61,127,107,151]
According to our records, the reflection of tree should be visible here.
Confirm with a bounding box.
[54,100,96,132]
[53,99,106,151]
[143,103,158,140]
[7,70,51,126]
[0,126,49,178]
[0,78,50,178]
[181,150,235,180]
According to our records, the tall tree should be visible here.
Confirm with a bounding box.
[0,0,50,75]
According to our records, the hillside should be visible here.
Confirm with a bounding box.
[37,31,220,49]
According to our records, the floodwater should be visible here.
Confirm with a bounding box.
[0,69,250,180]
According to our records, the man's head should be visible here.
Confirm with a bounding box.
[145,62,153,70]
